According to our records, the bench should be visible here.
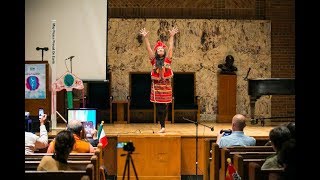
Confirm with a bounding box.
[233,152,276,179]
[207,142,220,180]
[248,161,284,180]
[25,153,95,161]
[26,155,98,179]
[219,146,274,179]
[25,163,94,180]
[26,143,104,180]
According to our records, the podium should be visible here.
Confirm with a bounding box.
[217,74,237,122]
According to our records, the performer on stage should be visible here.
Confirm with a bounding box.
[139,27,179,133]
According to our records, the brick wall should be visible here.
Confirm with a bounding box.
[266,0,295,120]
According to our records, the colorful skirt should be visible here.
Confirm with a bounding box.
[150,79,172,103]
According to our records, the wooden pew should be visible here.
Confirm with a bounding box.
[25,153,95,161]
[233,152,276,179]
[219,146,274,180]
[25,160,92,171]
[203,138,212,180]
[248,162,284,180]
[26,155,98,180]
[208,143,220,180]
[90,142,103,180]
[26,143,104,180]
[26,155,97,171]
[25,163,94,180]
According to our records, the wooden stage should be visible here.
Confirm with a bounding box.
[50,121,283,180]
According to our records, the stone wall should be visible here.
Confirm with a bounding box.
[108,19,271,121]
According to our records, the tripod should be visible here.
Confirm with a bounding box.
[121,151,139,180]
[183,117,214,180]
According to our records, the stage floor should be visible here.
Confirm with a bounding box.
[52,120,285,139]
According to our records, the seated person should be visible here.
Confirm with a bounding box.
[265,121,295,146]
[278,138,296,180]
[216,114,256,148]
[25,114,48,154]
[261,125,291,170]
[286,121,295,139]
[88,128,99,147]
[47,119,95,153]
[82,121,99,147]
[37,130,75,171]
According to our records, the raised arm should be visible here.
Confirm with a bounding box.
[35,114,48,149]
[140,28,154,59]
[167,27,179,59]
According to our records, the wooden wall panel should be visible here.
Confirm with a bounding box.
[181,137,207,175]
[117,135,181,180]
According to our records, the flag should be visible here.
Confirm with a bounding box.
[97,121,108,148]
[226,158,241,180]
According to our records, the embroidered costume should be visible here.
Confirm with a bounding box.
[150,56,173,103]
[139,27,179,133]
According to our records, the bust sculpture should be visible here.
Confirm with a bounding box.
[218,55,238,74]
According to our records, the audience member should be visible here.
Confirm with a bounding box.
[278,138,296,180]
[216,114,256,148]
[47,120,95,153]
[25,114,48,154]
[37,130,75,171]
[261,125,291,170]
[88,128,99,147]
[286,121,295,139]
[265,121,295,146]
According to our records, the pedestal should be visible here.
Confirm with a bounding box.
[217,74,237,122]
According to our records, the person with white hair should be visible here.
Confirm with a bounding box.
[46,119,94,153]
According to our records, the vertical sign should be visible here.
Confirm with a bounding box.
[51,20,57,129]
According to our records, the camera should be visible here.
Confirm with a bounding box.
[117,142,135,152]
[220,129,232,136]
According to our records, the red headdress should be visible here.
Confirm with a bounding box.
[153,41,167,51]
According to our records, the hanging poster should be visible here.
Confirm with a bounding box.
[25,63,46,99]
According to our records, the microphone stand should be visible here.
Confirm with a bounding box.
[69,56,74,73]
[183,117,214,180]
[36,47,49,61]
[41,49,44,61]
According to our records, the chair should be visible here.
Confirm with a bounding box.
[128,72,156,123]
[171,72,200,123]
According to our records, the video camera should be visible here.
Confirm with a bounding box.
[220,129,232,136]
[117,141,135,152]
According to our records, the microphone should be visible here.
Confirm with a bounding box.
[36,47,49,51]
[65,56,75,60]
[243,68,251,81]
